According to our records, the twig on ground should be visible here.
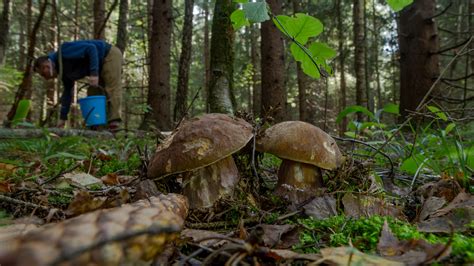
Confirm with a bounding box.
[40,162,82,185]
[332,135,394,178]
[0,194,52,212]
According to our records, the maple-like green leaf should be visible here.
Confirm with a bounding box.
[273,13,323,45]
[242,2,270,23]
[386,0,413,12]
[230,9,250,30]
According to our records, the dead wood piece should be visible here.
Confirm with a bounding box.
[0,193,189,266]
[0,128,114,139]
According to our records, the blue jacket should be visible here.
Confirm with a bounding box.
[48,40,111,120]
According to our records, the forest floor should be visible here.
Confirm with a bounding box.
[0,127,472,265]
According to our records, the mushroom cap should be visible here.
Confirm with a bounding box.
[147,113,253,178]
[257,121,343,170]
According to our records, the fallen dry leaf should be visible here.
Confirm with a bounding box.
[101,173,120,185]
[269,249,321,262]
[260,224,300,248]
[63,172,103,188]
[180,229,228,247]
[377,220,451,264]
[303,195,337,219]
[342,194,405,219]
[415,179,462,202]
[0,181,14,193]
[418,196,446,221]
[311,246,403,266]
[65,191,107,216]
[417,192,473,233]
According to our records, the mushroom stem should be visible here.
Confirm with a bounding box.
[182,156,240,209]
[275,159,323,204]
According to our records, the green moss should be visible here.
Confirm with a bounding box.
[295,215,474,263]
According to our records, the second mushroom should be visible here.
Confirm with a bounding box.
[257,121,343,204]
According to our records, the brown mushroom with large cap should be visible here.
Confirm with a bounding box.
[257,121,343,204]
[147,113,253,209]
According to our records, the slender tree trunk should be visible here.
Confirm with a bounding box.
[398,0,440,119]
[250,24,261,117]
[293,0,311,123]
[174,0,194,121]
[93,0,106,39]
[363,2,373,113]
[5,0,48,126]
[0,0,11,65]
[142,0,172,130]
[116,0,128,53]
[336,0,347,134]
[73,0,79,40]
[203,0,210,112]
[353,0,366,120]
[261,0,286,122]
[372,0,382,109]
[208,0,235,114]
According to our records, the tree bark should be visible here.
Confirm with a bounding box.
[261,0,286,122]
[116,0,128,53]
[398,0,440,118]
[203,0,210,112]
[93,0,106,39]
[336,0,347,134]
[174,0,194,122]
[372,0,382,109]
[208,0,235,114]
[250,24,261,117]
[141,0,173,130]
[293,0,311,123]
[0,0,11,65]
[5,0,48,126]
[353,0,366,120]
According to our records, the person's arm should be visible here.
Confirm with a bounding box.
[59,77,74,121]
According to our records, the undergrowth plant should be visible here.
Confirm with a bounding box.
[336,104,473,188]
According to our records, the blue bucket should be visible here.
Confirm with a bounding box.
[78,96,107,126]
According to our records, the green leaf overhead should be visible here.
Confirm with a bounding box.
[242,2,270,23]
[274,13,323,45]
[232,0,248,3]
[386,0,413,12]
[230,9,250,30]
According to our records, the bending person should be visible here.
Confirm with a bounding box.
[34,40,122,131]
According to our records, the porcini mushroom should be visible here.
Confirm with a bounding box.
[147,113,253,209]
[257,121,343,204]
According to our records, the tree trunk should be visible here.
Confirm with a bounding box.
[363,1,373,113]
[174,0,194,122]
[398,0,440,118]
[141,0,172,130]
[250,24,261,117]
[372,0,382,109]
[293,0,311,123]
[0,0,11,65]
[203,0,210,112]
[261,0,286,122]
[208,0,235,114]
[93,0,106,39]
[5,0,48,126]
[116,0,128,53]
[353,0,366,120]
[73,0,79,40]
[336,0,347,134]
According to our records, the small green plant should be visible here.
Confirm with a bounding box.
[336,104,473,187]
